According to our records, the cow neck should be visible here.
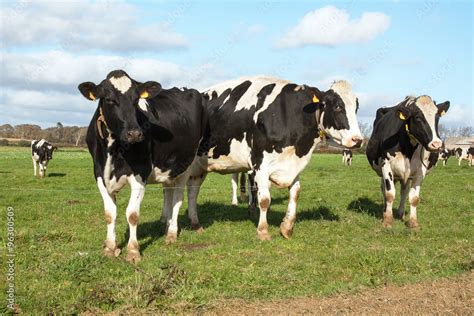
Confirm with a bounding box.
[405,123,418,146]
[96,106,111,140]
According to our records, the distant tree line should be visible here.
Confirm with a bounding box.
[0,122,87,146]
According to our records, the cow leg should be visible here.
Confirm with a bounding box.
[407,176,423,229]
[255,170,271,240]
[97,177,121,258]
[187,173,207,232]
[239,172,247,202]
[32,158,37,176]
[247,172,258,214]
[166,174,188,244]
[231,173,239,206]
[397,180,411,220]
[160,185,173,223]
[349,158,352,166]
[125,176,146,263]
[381,164,395,228]
[280,177,301,239]
[39,162,44,177]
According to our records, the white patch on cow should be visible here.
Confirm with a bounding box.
[206,132,252,173]
[109,75,132,94]
[32,152,39,162]
[36,139,46,148]
[148,167,172,184]
[414,95,441,146]
[294,85,305,91]
[138,98,148,112]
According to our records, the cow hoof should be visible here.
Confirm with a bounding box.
[280,222,293,239]
[382,214,393,228]
[406,219,419,229]
[257,229,271,241]
[103,246,121,258]
[191,224,204,233]
[126,250,141,263]
[165,233,178,244]
[396,211,404,220]
[231,201,238,206]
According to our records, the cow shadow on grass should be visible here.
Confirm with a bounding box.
[122,200,340,252]
[48,173,66,177]
[347,197,383,219]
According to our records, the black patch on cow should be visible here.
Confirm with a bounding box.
[385,179,391,191]
[427,152,438,169]
[388,172,393,181]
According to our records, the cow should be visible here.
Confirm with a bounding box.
[366,95,450,229]
[78,70,206,262]
[437,148,454,166]
[180,77,363,240]
[31,139,57,177]
[231,172,247,205]
[469,147,474,166]
[454,147,472,166]
[342,149,353,166]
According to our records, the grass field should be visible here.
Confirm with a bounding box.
[0,146,472,313]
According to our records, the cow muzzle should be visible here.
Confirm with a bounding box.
[126,128,144,144]
[343,135,363,149]
[428,140,442,152]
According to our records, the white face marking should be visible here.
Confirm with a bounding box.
[138,98,148,112]
[109,75,132,94]
[36,139,46,148]
[414,96,441,145]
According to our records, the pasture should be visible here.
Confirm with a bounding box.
[0,146,472,313]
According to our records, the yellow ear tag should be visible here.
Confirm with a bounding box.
[140,91,149,99]
[399,112,406,120]
[89,92,96,101]
[440,111,445,117]
[312,95,319,103]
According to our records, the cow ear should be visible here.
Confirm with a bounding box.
[437,101,450,117]
[303,94,323,113]
[78,82,102,101]
[138,81,162,99]
[52,146,58,151]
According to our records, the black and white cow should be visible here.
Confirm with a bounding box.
[469,147,474,167]
[366,96,450,228]
[454,147,473,166]
[342,149,353,166]
[181,77,362,240]
[437,148,454,166]
[78,70,206,262]
[231,172,247,205]
[31,139,57,177]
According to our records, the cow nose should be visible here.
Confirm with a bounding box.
[352,136,363,148]
[429,140,442,151]
[127,129,143,143]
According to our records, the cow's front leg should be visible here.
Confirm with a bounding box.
[125,176,146,263]
[381,163,396,228]
[32,159,37,176]
[39,162,44,177]
[239,172,247,202]
[166,174,188,244]
[280,177,300,239]
[407,176,423,229]
[397,180,410,220]
[255,170,271,240]
[160,185,173,223]
[187,173,207,232]
[231,173,239,206]
[97,177,120,257]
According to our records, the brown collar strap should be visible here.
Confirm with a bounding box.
[96,107,110,139]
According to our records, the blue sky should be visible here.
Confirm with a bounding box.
[0,0,472,128]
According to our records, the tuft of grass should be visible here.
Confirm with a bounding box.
[0,146,472,313]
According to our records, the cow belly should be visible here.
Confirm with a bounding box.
[266,145,314,188]
[148,167,172,184]
[206,137,251,173]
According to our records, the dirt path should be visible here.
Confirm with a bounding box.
[212,271,473,315]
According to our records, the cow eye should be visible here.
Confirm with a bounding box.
[106,99,118,106]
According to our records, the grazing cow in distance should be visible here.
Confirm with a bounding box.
[31,139,57,177]
[469,147,474,167]
[366,96,450,228]
[455,147,472,166]
[437,148,454,166]
[183,77,363,240]
[342,149,353,166]
[78,70,206,262]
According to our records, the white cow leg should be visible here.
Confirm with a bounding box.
[280,177,300,239]
[239,172,247,202]
[255,170,271,240]
[398,180,411,220]
[407,177,423,229]
[32,159,37,176]
[231,173,238,206]
[39,163,44,177]
[166,174,188,244]
[125,176,146,263]
[97,177,120,258]
[160,185,173,223]
[187,173,207,232]
[381,164,396,228]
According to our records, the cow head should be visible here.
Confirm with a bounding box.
[306,80,363,148]
[45,145,57,162]
[398,96,449,152]
[78,70,161,144]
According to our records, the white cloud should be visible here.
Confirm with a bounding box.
[277,6,390,48]
[0,0,187,52]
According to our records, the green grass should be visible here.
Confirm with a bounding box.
[0,146,472,313]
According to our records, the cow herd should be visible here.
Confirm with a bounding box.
[28,69,471,263]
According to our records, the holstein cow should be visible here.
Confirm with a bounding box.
[78,70,206,262]
[182,77,363,240]
[342,149,353,166]
[469,147,474,166]
[437,148,454,166]
[31,139,57,177]
[366,96,450,228]
[455,147,472,166]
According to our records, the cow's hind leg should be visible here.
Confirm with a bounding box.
[32,158,37,176]
[381,164,396,228]
[166,173,189,243]
[187,173,207,232]
[407,176,423,229]
[97,177,121,258]
[160,185,173,223]
[280,177,301,239]
[255,170,271,240]
[231,173,239,206]
[125,176,146,263]
[397,180,410,220]
[239,172,247,202]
